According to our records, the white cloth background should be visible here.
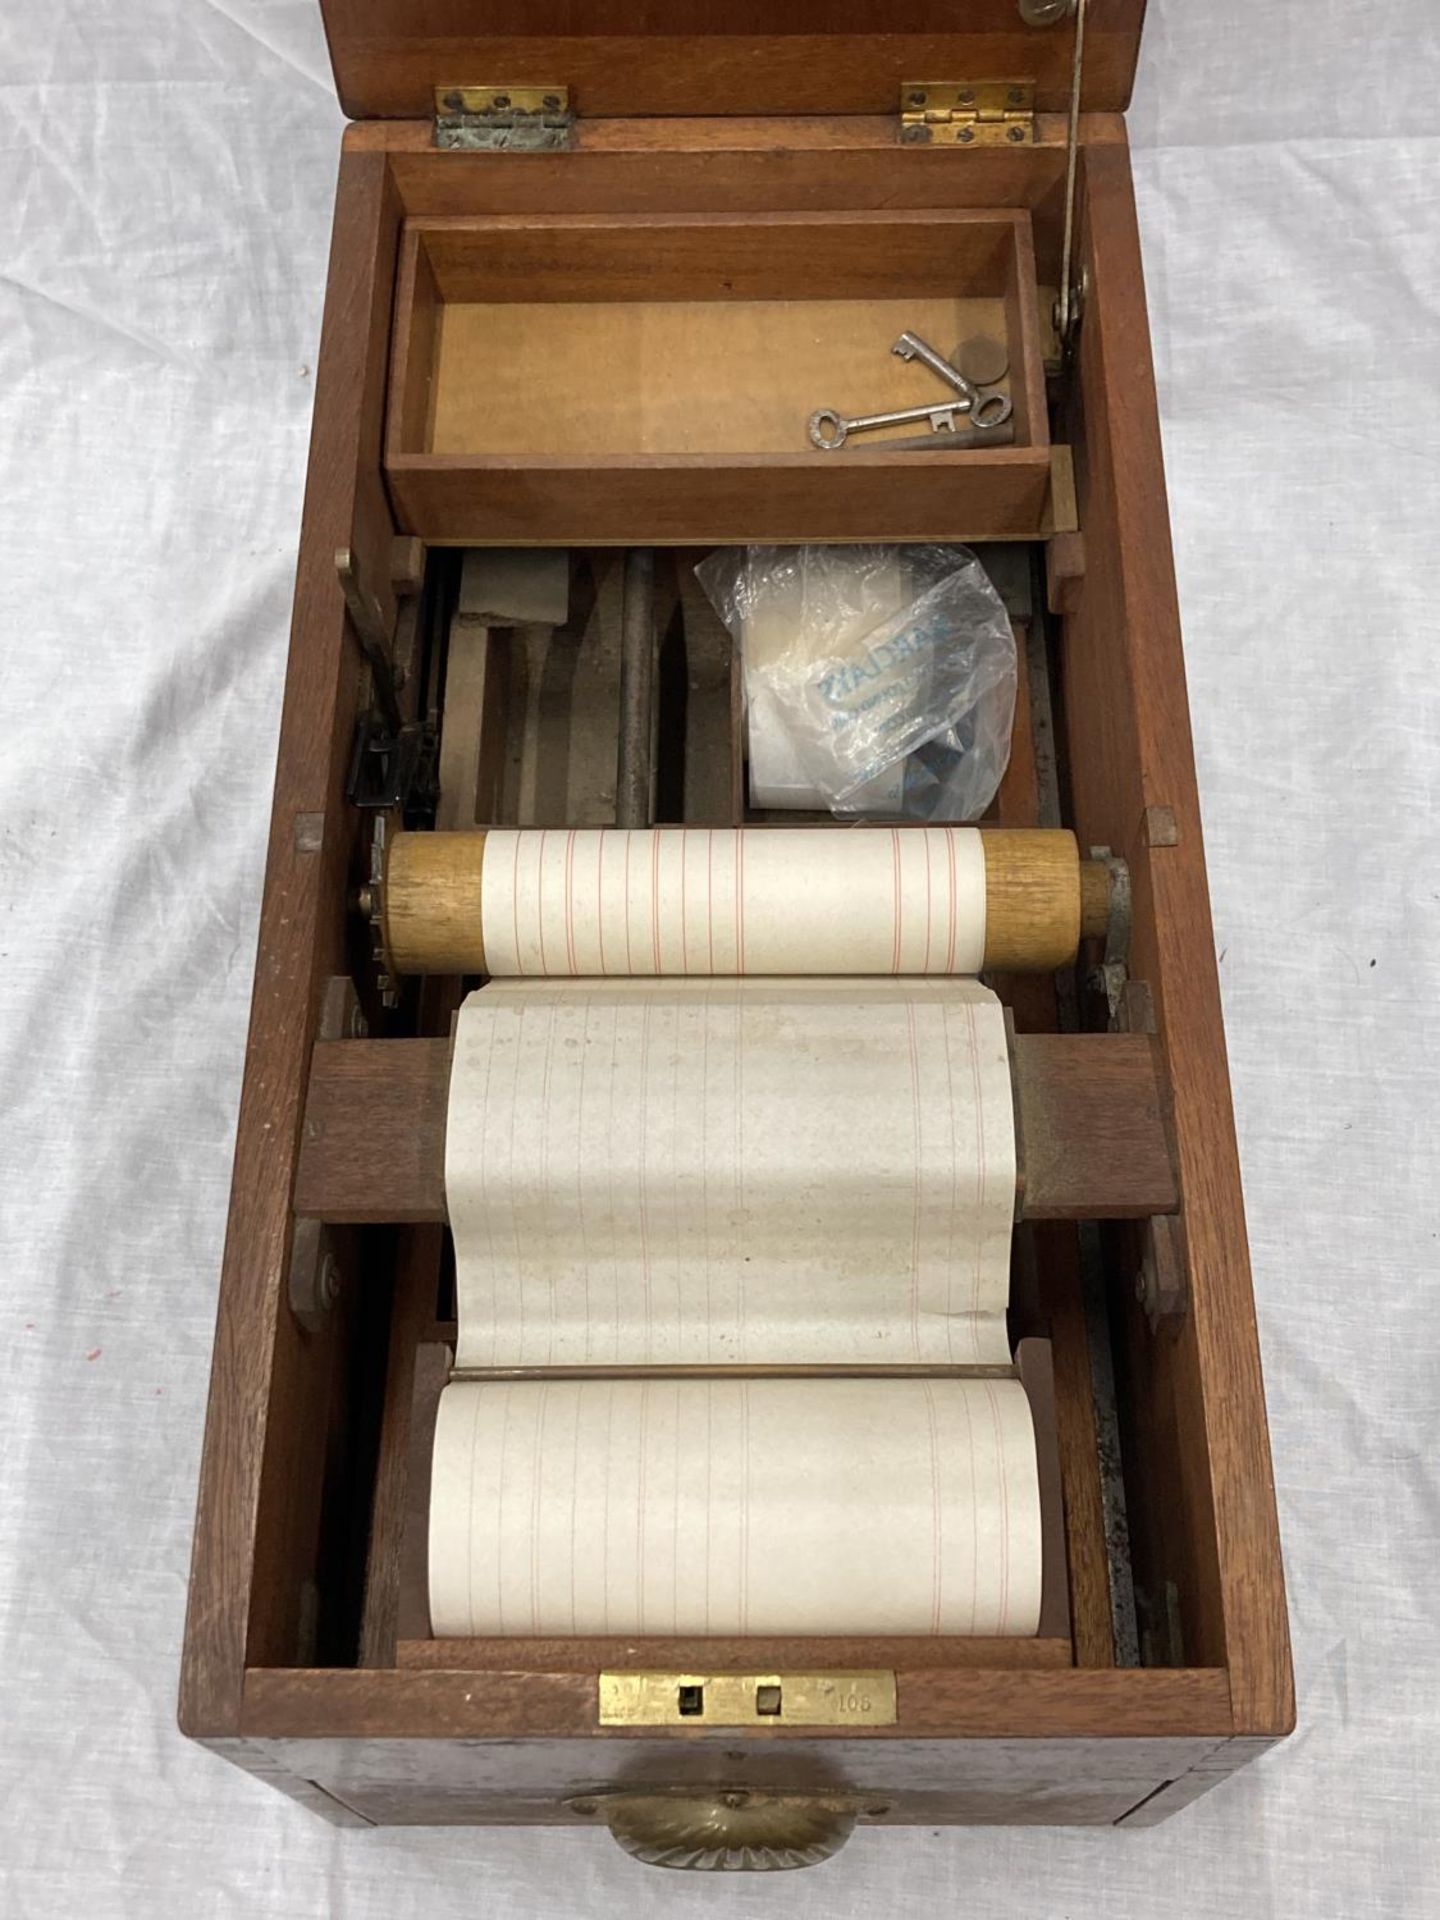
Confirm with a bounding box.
[1,1,1436,1912]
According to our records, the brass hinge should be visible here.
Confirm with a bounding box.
[434,86,574,152]
[900,81,1035,147]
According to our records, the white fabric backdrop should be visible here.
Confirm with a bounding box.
[1,2,1437,1912]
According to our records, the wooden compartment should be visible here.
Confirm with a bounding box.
[180,0,1292,1849]
[386,211,1051,544]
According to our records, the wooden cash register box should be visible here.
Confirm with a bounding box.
[180,0,1294,1857]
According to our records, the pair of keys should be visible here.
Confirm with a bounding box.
[809,332,1015,451]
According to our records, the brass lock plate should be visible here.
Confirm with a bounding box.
[598,1670,897,1728]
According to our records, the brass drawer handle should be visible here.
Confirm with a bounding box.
[570,1790,876,1872]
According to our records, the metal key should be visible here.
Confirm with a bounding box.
[844,420,1017,453]
[893,330,1015,431]
[892,330,980,403]
[809,400,966,450]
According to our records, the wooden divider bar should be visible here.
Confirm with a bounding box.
[293,1031,1177,1227]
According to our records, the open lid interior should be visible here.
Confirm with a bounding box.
[318,1,1148,121]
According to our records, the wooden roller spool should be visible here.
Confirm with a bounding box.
[377,827,1112,977]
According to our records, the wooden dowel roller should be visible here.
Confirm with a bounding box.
[379,827,1110,978]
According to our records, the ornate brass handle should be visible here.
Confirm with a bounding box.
[569,1789,876,1872]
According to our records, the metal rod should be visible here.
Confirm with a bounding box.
[1057,0,1089,345]
[615,547,657,827]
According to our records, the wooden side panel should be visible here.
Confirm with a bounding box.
[317,3,1148,120]
[1114,1735,1283,1825]
[413,208,1021,303]
[178,151,404,1735]
[1059,143,1292,1735]
[240,1666,1230,1741]
[991,632,1115,1670]
[208,1731,1228,1829]
[208,1727,1240,1829]
[221,1667,1234,1829]
[359,1227,446,1666]
[355,116,1109,235]
[394,1637,1071,1672]
[388,228,439,455]
[387,449,1055,547]
[1002,215,1049,452]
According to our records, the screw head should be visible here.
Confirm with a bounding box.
[1008,124,1028,142]
[318,1252,341,1311]
[958,126,975,144]
[441,90,463,111]
[901,122,932,144]
[571,1799,598,1816]
[543,93,561,110]
[492,93,511,108]
[721,1791,748,1810]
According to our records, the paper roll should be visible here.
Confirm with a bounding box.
[478,827,986,978]
[446,977,1016,1369]
[429,1376,1041,1637]
[381,826,1093,977]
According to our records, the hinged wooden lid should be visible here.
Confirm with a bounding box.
[318,1,1147,122]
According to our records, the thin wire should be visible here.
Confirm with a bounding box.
[1057,0,1088,343]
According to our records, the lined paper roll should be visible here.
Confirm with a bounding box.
[429,1377,1042,1638]
[480,827,986,977]
[383,826,1093,976]
[445,977,1016,1369]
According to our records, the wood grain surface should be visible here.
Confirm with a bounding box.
[178,150,403,1736]
[315,2,1146,120]
[1060,143,1293,1735]
[240,1663,1231,1742]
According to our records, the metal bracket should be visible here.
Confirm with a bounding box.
[900,81,1035,146]
[1055,0,1089,351]
[434,86,573,152]
[338,546,438,817]
[1086,845,1133,1026]
[598,1671,896,1729]
[359,814,401,1010]
[288,1218,342,1335]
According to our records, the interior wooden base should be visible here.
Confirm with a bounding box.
[431,296,1011,456]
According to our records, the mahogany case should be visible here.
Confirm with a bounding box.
[179,0,1293,1837]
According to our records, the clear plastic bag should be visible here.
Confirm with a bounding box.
[694,544,1016,821]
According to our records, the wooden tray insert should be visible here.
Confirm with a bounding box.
[386,211,1051,544]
